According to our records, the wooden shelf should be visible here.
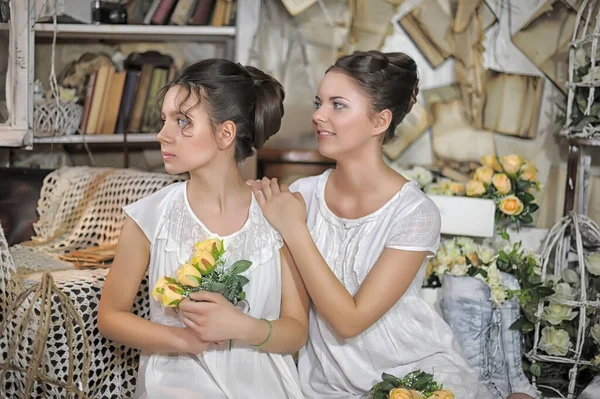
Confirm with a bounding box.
[33,133,158,144]
[0,22,235,41]
[33,23,235,42]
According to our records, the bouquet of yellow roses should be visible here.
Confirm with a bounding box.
[465,154,541,226]
[151,238,251,309]
[369,370,453,399]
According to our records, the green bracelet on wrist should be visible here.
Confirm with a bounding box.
[251,318,272,349]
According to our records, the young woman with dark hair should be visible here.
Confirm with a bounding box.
[251,50,496,398]
[99,58,308,398]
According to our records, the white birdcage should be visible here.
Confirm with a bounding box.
[563,0,600,140]
[528,212,600,398]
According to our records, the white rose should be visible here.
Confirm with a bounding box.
[436,264,448,280]
[533,266,542,276]
[540,327,572,356]
[456,237,477,254]
[425,183,444,195]
[490,285,507,305]
[552,283,576,301]
[474,274,487,283]
[582,66,600,82]
[585,252,600,276]
[542,303,578,325]
[444,246,462,263]
[413,166,434,188]
[561,268,580,286]
[477,246,496,264]
[487,262,503,286]
[574,47,588,69]
[591,324,600,345]
[449,262,469,277]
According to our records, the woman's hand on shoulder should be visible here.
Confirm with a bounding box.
[250,177,306,239]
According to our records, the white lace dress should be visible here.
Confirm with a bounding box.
[123,182,304,399]
[291,170,492,399]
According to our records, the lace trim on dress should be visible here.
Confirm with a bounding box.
[158,190,282,275]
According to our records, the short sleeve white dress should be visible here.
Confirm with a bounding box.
[123,181,304,399]
[291,169,492,399]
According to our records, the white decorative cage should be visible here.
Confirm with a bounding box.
[529,212,600,398]
[563,0,600,140]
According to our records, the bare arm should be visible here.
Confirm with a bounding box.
[285,225,427,339]
[98,216,208,353]
[240,244,310,353]
[251,178,430,339]
[180,244,310,354]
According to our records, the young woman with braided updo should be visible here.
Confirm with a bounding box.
[251,50,496,398]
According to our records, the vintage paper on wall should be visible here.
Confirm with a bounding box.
[511,0,578,95]
[397,0,497,68]
[297,0,350,50]
[430,98,495,162]
[281,0,318,17]
[345,0,398,51]
[483,71,543,138]
[383,101,433,160]
[453,0,486,128]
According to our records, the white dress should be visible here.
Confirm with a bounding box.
[123,182,304,399]
[291,169,492,399]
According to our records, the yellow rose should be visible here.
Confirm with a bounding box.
[430,389,454,399]
[501,154,523,176]
[449,182,465,196]
[151,276,169,302]
[492,173,512,195]
[190,249,217,275]
[466,179,486,196]
[520,162,537,182]
[499,195,524,216]
[389,388,412,399]
[194,238,223,255]
[474,165,494,184]
[176,261,202,287]
[162,284,185,307]
[409,390,425,399]
[481,154,503,172]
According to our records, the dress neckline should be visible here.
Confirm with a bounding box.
[183,181,255,240]
[317,169,418,226]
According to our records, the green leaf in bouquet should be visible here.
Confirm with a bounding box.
[521,192,536,204]
[499,230,511,241]
[165,276,178,285]
[510,316,534,333]
[238,291,246,301]
[237,275,250,287]
[230,260,252,275]
[516,180,532,193]
[528,203,540,214]
[520,214,534,225]
[537,286,555,298]
[382,372,401,386]
[169,298,183,307]
[184,275,202,287]
[205,281,227,294]
[172,285,186,295]
[191,262,204,275]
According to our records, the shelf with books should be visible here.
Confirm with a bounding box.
[32,133,158,144]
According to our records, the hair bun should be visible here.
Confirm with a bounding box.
[241,65,285,150]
